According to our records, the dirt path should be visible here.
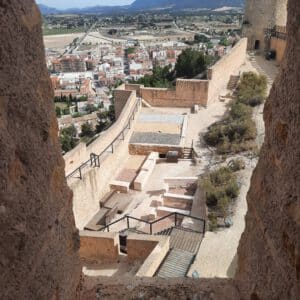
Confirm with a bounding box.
[187,55,278,278]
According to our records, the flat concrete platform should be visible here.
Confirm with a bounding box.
[138,113,184,124]
[130,132,181,145]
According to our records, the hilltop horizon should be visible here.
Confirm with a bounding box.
[38,0,244,14]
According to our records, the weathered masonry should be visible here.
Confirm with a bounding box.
[242,0,287,57]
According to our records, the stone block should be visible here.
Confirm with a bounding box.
[110,180,130,193]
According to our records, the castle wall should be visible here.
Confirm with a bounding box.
[69,120,136,229]
[64,90,137,175]
[270,37,287,62]
[140,83,209,108]
[129,39,247,108]
[114,84,133,119]
[207,38,247,104]
[68,92,140,229]
[243,0,287,51]
[275,0,288,26]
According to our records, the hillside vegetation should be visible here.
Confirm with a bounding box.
[204,72,267,154]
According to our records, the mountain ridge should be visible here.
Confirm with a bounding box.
[38,0,244,15]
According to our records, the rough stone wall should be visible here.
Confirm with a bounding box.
[79,231,119,263]
[82,277,241,299]
[236,0,300,298]
[129,144,183,157]
[0,1,81,299]
[140,80,209,107]
[243,0,287,50]
[114,88,134,119]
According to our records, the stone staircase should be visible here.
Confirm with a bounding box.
[227,75,240,90]
[183,147,193,159]
[169,227,202,253]
[156,249,195,278]
[155,226,203,278]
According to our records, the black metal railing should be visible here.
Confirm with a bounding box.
[100,212,206,236]
[66,98,140,180]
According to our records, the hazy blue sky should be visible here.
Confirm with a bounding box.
[38,0,134,9]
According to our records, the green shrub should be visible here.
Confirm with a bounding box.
[59,125,78,153]
[225,180,240,198]
[229,102,252,119]
[209,167,233,186]
[208,213,218,231]
[237,72,267,107]
[228,159,246,172]
[201,166,240,220]
[218,195,231,216]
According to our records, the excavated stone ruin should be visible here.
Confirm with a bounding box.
[0,0,299,299]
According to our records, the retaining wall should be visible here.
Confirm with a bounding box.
[139,80,209,107]
[127,234,170,277]
[79,231,119,262]
[67,90,141,229]
[207,38,248,104]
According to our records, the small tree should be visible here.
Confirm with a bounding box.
[59,125,77,153]
[175,49,207,79]
[80,122,94,138]
[95,120,108,133]
[55,106,61,118]
[237,72,268,106]
[85,104,97,114]
[108,105,116,122]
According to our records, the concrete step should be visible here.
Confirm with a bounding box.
[170,227,202,254]
[156,206,190,218]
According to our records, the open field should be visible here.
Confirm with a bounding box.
[43,33,83,49]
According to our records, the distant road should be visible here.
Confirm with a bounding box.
[61,22,97,56]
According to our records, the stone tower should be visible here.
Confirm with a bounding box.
[242,0,288,51]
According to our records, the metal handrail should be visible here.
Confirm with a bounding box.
[66,98,140,179]
[100,212,206,235]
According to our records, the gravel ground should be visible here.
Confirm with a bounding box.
[130,132,181,145]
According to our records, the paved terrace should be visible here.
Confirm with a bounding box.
[102,159,202,233]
